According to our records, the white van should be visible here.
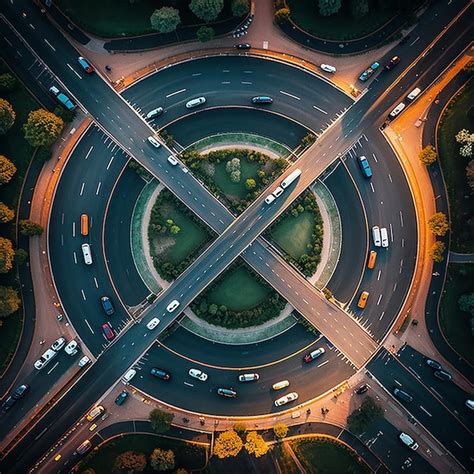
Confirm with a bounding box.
[399,432,419,450]
[34,348,58,370]
[372,226,381,247]
[389,102,405,119]
[186,97,206,109]
[122,369,136,384]
[380,227,389,248]
[81,243,92,265]
[407,87,421,101]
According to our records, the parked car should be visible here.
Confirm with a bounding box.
[385,56,400,70]
[146,318,160,330]
[320,64,336,73]
[77,56,94,73]
[74,440,92,455]
[189,368,208,381]
[150,368,171,380]
[101,322,115,341]
[86,405,104,422]
[64,340,79,355]
[425,359,442,370]
[235,43,251,49]
[122,369,137,383]
[465,399,474,410]
[100,296,114,316]
[399,432,419,450]
[355,384,369,395]
[78,356,91,367]
[434,370,452,381]
[51,337,66,351]
[238,373,259,382]
[115,390,129,406]
[303,347,325,363]
[217,388,237,398]
[275,392,298,407]
[49,85,76,111]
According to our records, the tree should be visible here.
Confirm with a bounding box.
[149,448,175,471]
[226,158,241,173]
[170,224,181,234]
[459,293,474,315]
[427,212,449,236]
[0,202,14,223]
[54,105,76,123]
[213,430,243,459]
[189,0,224,22]
[230,170,241,182]
[15,248,28,266]
[0,154,16,185]
[467,159,474,191]
[150,7,181,33]
[455,128,474,158]
[323,287,332,300]
[347,396,384,434]
[160,129,174,147]
[196,25,215,42]
[350,0,369,18]
[244,431,269,458]
[418,144,437,165]
[149,408,174,433]
[0,237,15,274]
[318,0,342,16]
[274,7,290,24]
[208,303,218,315]
[231,0,249,16]
[0,98,16,134]
[245,178,256,190]
[0,286,21,318]
[23,109,63,147]
[19,219,43,236]
[301,133,316,148]
[0,73,16,92]
[114,451,147,472]
[428,241,445,263]
[273,423,288,439]
[233,422,247,437]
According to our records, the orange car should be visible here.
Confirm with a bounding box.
[357,291,369,309]
[367,251,377,269]
[80,214,89,236]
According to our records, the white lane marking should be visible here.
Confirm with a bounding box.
[72,222,76,237]
[317,360,329,368]
[192,73,202,77]
[389,223,394,241]
[312,105,328,114]
[379,311,385,320]
[166,88,186,98]
[184,381,194,387]
[73,251,77,264]
[377,270,381,281]
[419,405,432,417]
[47,362,59,374]
[399,211,404,227]
[222,69,230,73]
[370,182,375,193]
[96,182,101,195]
[376,294,382,305]
[4,37,12,47]
[409,36,420,46]
[393,282,397,292]
[81,289,86,301]
[85,146,93,160]
[401,238,405,248]
[388,173,393,183]
[372,152,378,163]
[241,81,252,85]
[221,81,230,84]
[79,183,85,196]
[453,440,463,449]
[67,63,81,79]
[29,23,35,30]
[429,386,443,399]
[280,90,300,100]
[394,379,402,386]
[44,39,55,51]
[94,277,99,288]
[243,70,253,73]
[106,155,115,170]
[85,319,94,333]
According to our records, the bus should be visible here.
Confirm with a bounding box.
[281,169,302,189]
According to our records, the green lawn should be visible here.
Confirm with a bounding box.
[0,312,22,372]
[270,210,315,260]
[213,159,260,201]
[292,438,369,474]
[206,265,270,311]
[437,78,474,252]
[78,434,207,473]
[439,264,474,365]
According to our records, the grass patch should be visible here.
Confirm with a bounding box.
[78,434,207,473]
[437,78,474,252]
[205,447,275,474]
[0,311,22,371]
[439,264,474,365]
[292,438,369,474]
[213,158,260,200]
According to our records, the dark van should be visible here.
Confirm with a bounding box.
[393,388,413,402]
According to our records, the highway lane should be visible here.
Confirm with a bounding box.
[368,348,474,471]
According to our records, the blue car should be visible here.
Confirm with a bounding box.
[251,96,273,104]
[358,156,372,178]
[100,296,114,315]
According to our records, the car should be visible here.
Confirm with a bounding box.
[367,250,377,269]
[180,166,189,173]
[275,392,298,407]
[86,405,104,422]
[372,226,381,247]
[78,356,91,367]
[122,368,137,383]
[49,85,76,111]
[146,107,163,119]
[189,368,208,381]
[358,156,372,178]
[425,359,442,370]
[399,432,419,450]
[465,399,474,410]
[389,102,406,119]
[359,62,380,82]
[385,56,400,70]
[150,368,171,380]
[238,373,259,382]
[101,322,115,341]
[380,227,389,248]
[166,299,180,312]
[64,340,79,355]
[12,384,30,400]
[252,96,273,104]
[320,64,336,73]
[74,439,92,455]
[357,291,369,309]
[217,388,237,398]
[147,135,161,148]
[1,396,17,413]
[272,380,290,391]
[186,97,206,109]
[146,317,160,330]
[355,383,369,394]
[81,242,92,265]
[77,56,94,73]
[393,388,413,403]
[407,87,422,101]
[100,296,114,316]
[51,337,66,351]
[235,43,251,49]
[265,194,276,205]
[89,423,97,432]
[167,155,178,166]
[272,186,284,198]
[303,347,325,363]
[434,370,452,381]
[115,390,129,406]
[34,348,57,370]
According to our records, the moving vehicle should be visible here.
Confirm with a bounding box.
[252,96,273,104]
[147,135,161,148]
[465,399,474,410]
[166,300,180,312]
[399,432,419,450]
[380,227,389,248]
[303,347,325,363]
[1,384,29,413]
[64,340,79,355]
[235,43,251,49]
[122,369,137,383]
[146,107,163,119]
[49,85,76,111]
[51,337,66,351]
[86,406,104,422]
[434,370,452,381]
[357,291,369,309]
[355,384,369,395]
[78,356,91,367]
[384,56,400,70]
[189,368,208,381]
[238,373,259,382]
[407,87,422,101]
[367,250,377,269]
[186,97,206,109]
[320,64,336,73]
[101,322,115,341]
[275,392,298,407]
[358,156,372,178]
[389,102,406,119]
[217,388,237,398]
[393,388,413,402]
[100,296,115,316]
[146,317,160,330]
[358,62,380,82]
[167,155,178,166]
[372,226,381,247]
[272,380,290,391]
[74,440,92,455]
[115,390,129,406]
[150,368,171,380]
[81,243,92,265]
[281,169,302,189]
[77,56,94,73]
[272,186,284,198]
[425,358,442,370]
[80,213,89,236]
[34,348,58,370]
[265,194,276,204]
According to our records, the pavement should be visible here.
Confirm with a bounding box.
[449,251,474,263]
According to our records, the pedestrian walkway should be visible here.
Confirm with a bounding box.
[449,251,474,263]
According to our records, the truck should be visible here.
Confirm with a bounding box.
[281,169,302,189]
[49,85,76,111]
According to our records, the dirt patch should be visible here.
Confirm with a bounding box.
[151,235,175,257]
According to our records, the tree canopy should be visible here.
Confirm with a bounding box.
[427,212,449,237]
[428,241,445,263]
[0,155,16,185]
[114,451,147,472]
[0,73,16,92]
[418,144,437,165]
[149,448,175,471]
[0,237,15,274]
[0,286,21,317]
[149,408,174,433]
[231,0,250,17]
[213,430,243,458]
[0,98,16,135]
[19,219,43,236]
[189,0,224,22]
[244,431,269,457]
[0,202,14,223]
[347,396,384,434]
[196,25,215,42]
[150,7,181,33]
[273,423,288,439]
[23,108,63,147]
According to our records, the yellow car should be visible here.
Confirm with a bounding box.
[357,291,369,309]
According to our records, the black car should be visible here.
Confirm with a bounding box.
[425,358,442,370]
[235,43,251,49]
[115,390,129,406]
[1,396,16,413]
[384,56,400,70]
[150,368,171,380]
[434,370,452,381]
[12,384,30,399]
[355,383,369,395]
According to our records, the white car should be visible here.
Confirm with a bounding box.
[320,64,336,73]
[146,107,163,119]
[34,348,57,370]
[166,300,180,313]
[122,369,136,384]
[372,226,381,247]
[51,337,66,351]
[399,432,419,450]
[275,392,299,407]
[238,373,259,382]
[181,166,189,173]
[380,227,389,248]
[167,155,178,166]
[186,97,206,109]
[465,399,474,410]
[272,380,290,391]
[78,356,91,367]
[146,317,160,330]
[147,136,161,148]
[64,340,79,355]
[86,405,104,422]
[189,368,208,381]
[272,186,284,198]
[265,194,275,205]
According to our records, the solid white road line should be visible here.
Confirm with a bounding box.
[280,90,300,100]
[44,38,55,51]
[166,88,186,98]
[419,405,432,417]
[106,155,115,170]
[312,105,328,114]
[72,222,75,237]
[73,251,77,264]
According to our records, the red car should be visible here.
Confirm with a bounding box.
[78,56,94,74]
[101,322,115,341]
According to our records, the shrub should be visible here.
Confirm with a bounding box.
[418,144,437,165]
[114,451,146,472]
[149,408,174,433]
[429,241,445,262]
[347,396,384,434]
[0,154,16,184]
[273,423,288,439]
[231,0,249,17]
[274,7,290,24]
[0,286,21,317]
[0,73,16,92]
[0,98,15,134]
[53,105,76,123]
[15,248,28,266]
[19,219,43,236]
[23,108,63,147]
[149,448,175,471]
[35,146,52,162]
[197,25,215,42]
